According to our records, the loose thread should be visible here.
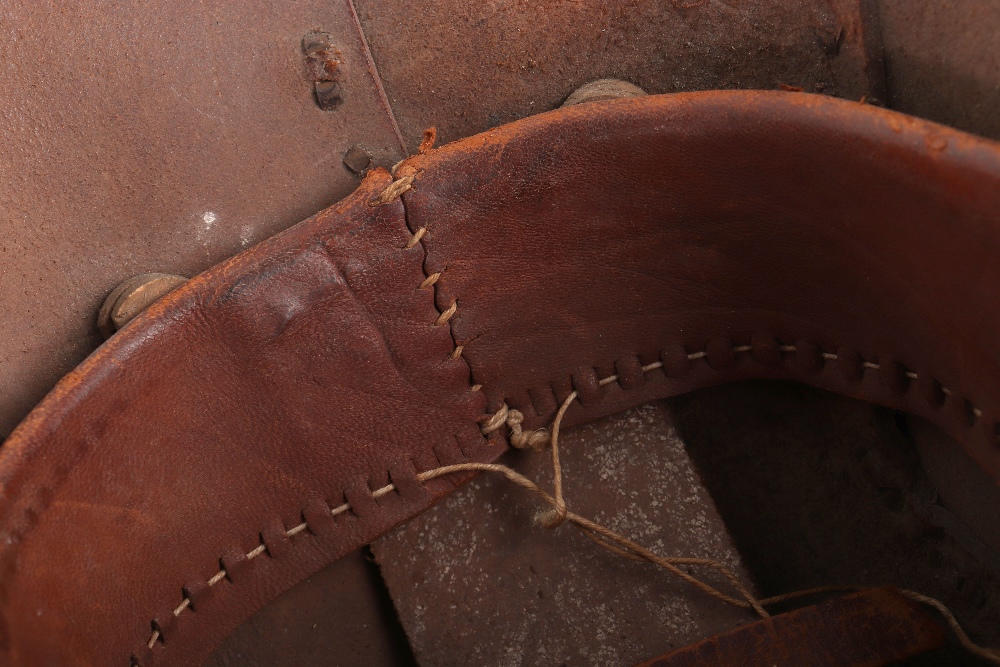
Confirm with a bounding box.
[467,389,1000,663]
[899,590,1000,663]
[138,347,1000,664]
[418,127,437,154]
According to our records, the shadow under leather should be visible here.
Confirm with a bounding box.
[671,379,1000,666]
[205,547,416,667]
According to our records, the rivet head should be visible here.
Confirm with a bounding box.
[561,78,647,107]
[98,273,187,338]
[343,145,372,174]
[302,31,343,111]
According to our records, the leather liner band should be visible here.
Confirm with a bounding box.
[0,91,997,666]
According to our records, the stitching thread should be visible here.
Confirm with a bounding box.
[134,337,994,660]
[134,175,468,665]
[132,352,991,661]
[136,485,399,657]
[133,176,995,663]
[369,175,414,207]
[511,342,988,428]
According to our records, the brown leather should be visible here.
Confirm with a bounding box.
[0,91,998,666]
[634,587,945,667]
[396,91,1000,480]
[0,0,884,443]
[0,173,503,666]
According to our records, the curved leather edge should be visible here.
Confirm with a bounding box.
[0,91,998,666]
[397,90,1000,485]
[0,171,503,666]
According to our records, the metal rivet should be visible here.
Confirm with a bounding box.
[302,31,343,111]
[98,273,187,338]
[343,145,372,174]
[561,78,647,107]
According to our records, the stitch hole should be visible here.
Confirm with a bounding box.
[750,336,780,366]
[572,368,603,404]
[898,363,914,393]
[151,611,177,643]
[660,344,691,377]
[528,384,559,418]
[221,547,248,583]
[149,622,165,647]
[794,341,822,375]
[880,358,911,394]
[184,579,214,611]
[433,436,466,467]
[837,347,863,384]
[916,375,947,409]
[391,459,434,502]
[435,300,457,326]
[335,489,362,519]
[419,272,441,289]
[705,338,735,370]
[302,498,336,536]
[964,400,979,427]
[344,486,379,519]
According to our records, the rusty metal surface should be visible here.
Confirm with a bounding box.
[372,403,757,666]
[635,587,946,667]
[0,0,405,438]
[353,0,884,152]
[206,549,414,667]
[0,1,888,440]
[878,0,1000,141]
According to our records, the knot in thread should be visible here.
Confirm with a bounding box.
[506,410,550,450]
[537,502,569,529]
[481,403,550,450]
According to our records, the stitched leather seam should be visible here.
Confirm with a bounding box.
[509,340,989,433]
[133,174,484,665]
[133,485,401,662]
[396,180,475,380]
[132,179,992,662]
[131,337,993,663]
